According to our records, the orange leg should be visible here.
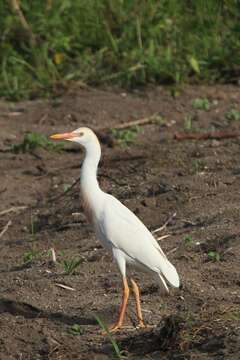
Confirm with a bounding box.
[109,276,129,332]
[130,278,145,328]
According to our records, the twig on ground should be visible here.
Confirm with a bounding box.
[181,219,198,227]
[0,220,12,239]
[100,113,159,132]
[167,246,179,255]
[0,206,27,216]
[55,283,75,291]
[156,234,170,241]
[152,212,177,234]
[174,131,240,141]
[50,248,57,263]
[2,111,23,117]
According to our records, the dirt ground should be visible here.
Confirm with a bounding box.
[0,85,240,360]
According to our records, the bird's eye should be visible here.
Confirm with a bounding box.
[78,132,84,137]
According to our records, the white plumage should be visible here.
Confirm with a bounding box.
[50,127,180,332]
[98,194,179,289]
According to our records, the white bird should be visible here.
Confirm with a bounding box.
[50,127,180,332]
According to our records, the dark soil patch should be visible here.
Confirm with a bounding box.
[0,85,240,359]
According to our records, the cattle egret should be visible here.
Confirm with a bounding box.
[50,127,180,332]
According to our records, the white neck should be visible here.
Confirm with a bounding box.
[80,138,104,219]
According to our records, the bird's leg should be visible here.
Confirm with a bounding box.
[130,278,146,328]
[108,276,129,332]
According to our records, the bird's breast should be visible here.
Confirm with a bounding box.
[81,191,94,223]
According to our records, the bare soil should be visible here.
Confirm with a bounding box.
[0,85,240,360]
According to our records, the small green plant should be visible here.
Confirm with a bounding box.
[191,159,206,174]
[63,183,72,193]
[24,248,57,264]
[226,310,240,321]
[63,258,83,275]
[153,114,166,126]
[23,249,40,263]
[208,251,220,261]
[69,324,84,335]
[225,109,240,122]
[94,315,123,359]
[30,214,36,242]
[188,56,200,74]
[184,115,193,131]
[11,133,64,153]
[111,126,139,147]
[192,98,211,111]
[184,235,194,245]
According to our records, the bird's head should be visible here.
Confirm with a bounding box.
[50,127,98,147]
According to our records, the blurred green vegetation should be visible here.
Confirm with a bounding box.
[11,132,65,153]
[1,0,240,100]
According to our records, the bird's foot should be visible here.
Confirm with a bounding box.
[136,322,155,331]
[107,322,123,333]
[100,322,124,335]
[136,320,146,329]
[100,322,150,335]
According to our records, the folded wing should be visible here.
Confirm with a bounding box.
[100,194,180,289]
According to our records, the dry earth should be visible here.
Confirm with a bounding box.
[0,85,239,359]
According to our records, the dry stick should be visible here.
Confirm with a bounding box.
[0,220,12,239]
[174,131,240,141]
[50,248,57,263]
[9,0,36,47]
[152,212,177,234]
[55,283,75,291]
[167,246,179,256]
[0,206,27,216]
[2,111,23,117]
[156,234,170,241]
[100,113,159,132]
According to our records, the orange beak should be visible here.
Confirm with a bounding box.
[50,132,76,141]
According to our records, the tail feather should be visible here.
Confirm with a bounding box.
[158,273,169,293]
[157,254,180,289]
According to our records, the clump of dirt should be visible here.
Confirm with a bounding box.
[0,85,240,359]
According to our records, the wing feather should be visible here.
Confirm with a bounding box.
[99,194,179,288]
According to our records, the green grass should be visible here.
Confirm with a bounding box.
[184,235,194,245]
[23,249,40,263]
[207,250,220,262]
[62,258,83,275]
[225,109,240,122]
[192,98,211,111]
[69,324,84,336]
[11,133,65,153]
[183,115,194,131]
[226,310,240,321]
[23,215,39,263]
[1,1,240,100]
[111,126,140,147]
[191,159,206,174]
[94,315,124,359]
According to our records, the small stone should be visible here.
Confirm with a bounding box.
[211,140,220,147]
